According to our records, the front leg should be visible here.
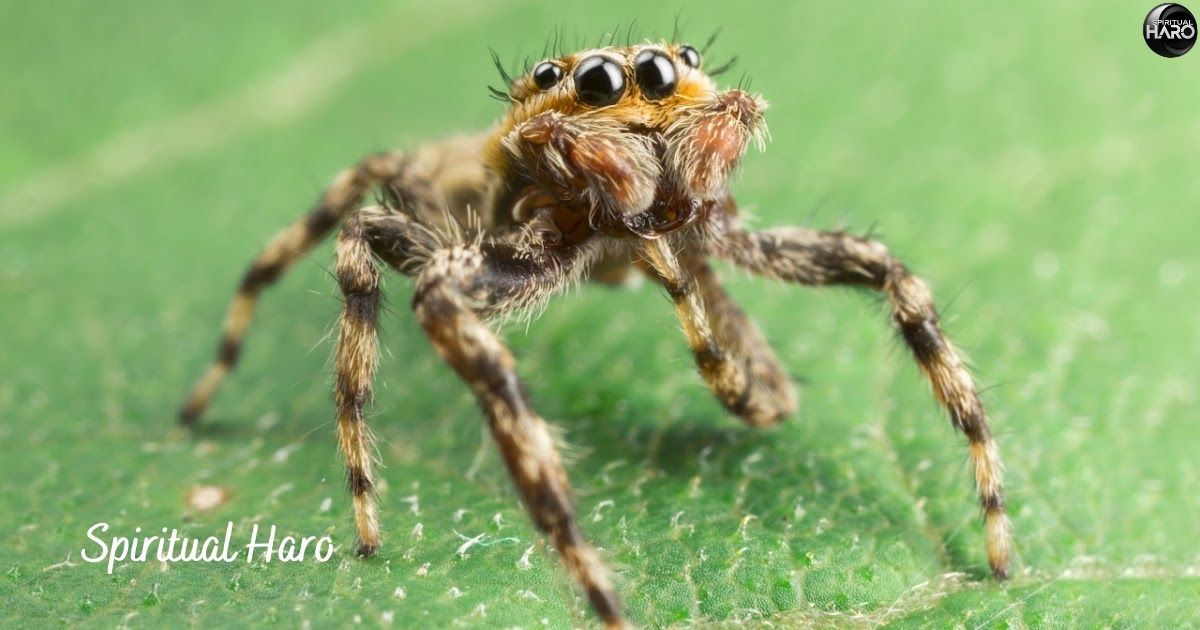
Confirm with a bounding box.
[411,240,624,628]
[716,223,1013,579]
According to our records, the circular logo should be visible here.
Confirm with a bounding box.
[1144,3,1197,57]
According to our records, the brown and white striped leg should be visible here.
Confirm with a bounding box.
[180,152,417,424]
[412,241,624,628]
[717,225,1012,579]
[641,238,794,426]
[685,252,797,425]
[331,216,386,555]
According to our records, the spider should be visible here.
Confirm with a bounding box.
[179,37,1012,628]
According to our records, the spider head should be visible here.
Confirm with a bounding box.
[491,42,768,220]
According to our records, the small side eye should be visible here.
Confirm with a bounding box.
[634,49,677,100]
[532,61,563,90]
[678,45,701,69]
[573,55,626,107]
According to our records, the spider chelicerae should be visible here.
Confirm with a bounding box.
[180,36,1011,628]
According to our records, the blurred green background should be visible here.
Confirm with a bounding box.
[2,0,1198,627]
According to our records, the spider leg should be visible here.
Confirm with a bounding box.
[328,205,446,556]
[331,213,387,555]
[180,152,421,424]
[411,239,624,628]
[639,241,796,425]
[716,224,1012,579]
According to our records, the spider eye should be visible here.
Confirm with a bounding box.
[634,49,677,100]
[573,56,625,107]
[532,61,563,90]
[678,45,701,69]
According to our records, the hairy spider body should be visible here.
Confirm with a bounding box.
[181,40,1011,627]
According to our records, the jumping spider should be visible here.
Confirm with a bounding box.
[180,38,1011,627]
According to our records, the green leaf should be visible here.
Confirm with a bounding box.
[2,1,1197,627]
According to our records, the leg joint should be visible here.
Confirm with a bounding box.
[347,466,373,496]
[239,261,284,293]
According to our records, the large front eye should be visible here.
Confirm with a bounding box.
[532,61,563,90]
[573,56,625,107]
[634,49,677,100]
[678,45,701,69]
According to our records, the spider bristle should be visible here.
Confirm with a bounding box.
[489,47,513,86]
[702,28,721,54]
[608,21,621,47]
[487,85,511,102]
[672,8,684,43]
[707,56,738,77]
[624,20,638,47]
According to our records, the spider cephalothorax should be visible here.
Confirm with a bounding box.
[180,37,1011,629]
[490,42,767,239]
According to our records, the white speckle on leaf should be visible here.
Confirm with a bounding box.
[381,610,394,625]
[740,450,764,475]
[517,545,535,570]
[185,485,231,512]
[267,483,294,504]
[453,508,468,522]
[1159,261,1185,287]
[599,459,627,485]
[40,553,76,572]
[448,586,463,598]
[737,514,758,539]
[590,500,615,523]
[411,523,423,539]
[193,441,219,456]
[454,531,487,558]
[393,586,406,599]
[271,442,301,463]
[400,495,420,515]
[256,412,280,431]
[318,497,332,513]
[516,589,542,602]
[1074,311,1110,340]
[1033,252,1060,279]
[416,563,429,577]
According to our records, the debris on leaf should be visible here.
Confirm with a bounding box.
[185,484,231,512]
